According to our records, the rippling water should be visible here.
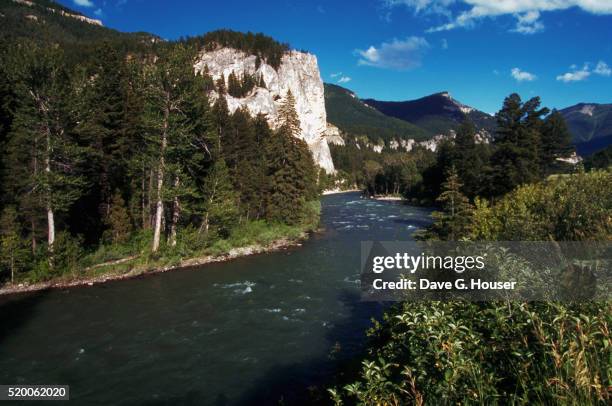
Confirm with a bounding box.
[0,192,432,405]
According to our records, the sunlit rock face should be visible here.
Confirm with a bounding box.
[194,48,335,173]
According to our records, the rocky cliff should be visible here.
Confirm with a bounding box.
[194,48,335,173]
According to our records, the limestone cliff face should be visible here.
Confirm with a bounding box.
[194,48,335,173]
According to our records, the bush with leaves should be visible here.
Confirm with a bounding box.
[332,170,612,405]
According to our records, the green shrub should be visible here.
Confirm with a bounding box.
[333,301,611,405]
[333,171,612,405]
[470,170,612,241]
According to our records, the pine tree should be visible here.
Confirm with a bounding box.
[106,193,132,244]
[453,120,485,198]
[227,71,241,97]
[265,93,317,224]
[0,207,28,284]
[5,42,86,254]
[488,94,545,196]
[146,44,212,250]
[540,110,574,174]
[431,166,474,240]
[71,42,128,242]
[201,159,239,238]
[277,90,301,137]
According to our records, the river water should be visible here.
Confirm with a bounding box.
[0,192,431,405]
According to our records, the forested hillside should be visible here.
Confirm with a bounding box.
[0,1,319,285]
[560,103,612,155]
[324,83,428,142]
[362,91,496,136]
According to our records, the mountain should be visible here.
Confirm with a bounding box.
[0,0,158,47]
[1,1,334,172]
[559,103,612,155]
[362,92,496,137]
[324,83,429,142]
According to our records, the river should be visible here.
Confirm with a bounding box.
[0,192,432,405]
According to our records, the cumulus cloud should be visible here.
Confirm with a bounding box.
[73,0,95,7]
[511,68,537,82]
[594,61,611,76]
[355,37,429,70]
[337,76,352,84]
[556,61,611,82]
[384,1,612,34]
[557,63,591,82]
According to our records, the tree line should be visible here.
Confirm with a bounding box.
[333,93,575,203]
[0,39,318,283]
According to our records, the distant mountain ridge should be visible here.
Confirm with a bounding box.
[324,83,429,142]
[328,84,611,155]
[559,103,612,155]
[362,91,496,137]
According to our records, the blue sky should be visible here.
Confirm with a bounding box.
[61,0,612,114]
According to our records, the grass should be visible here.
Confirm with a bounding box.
[4,200,321,288]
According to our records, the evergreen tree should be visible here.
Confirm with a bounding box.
[146,44,213,250]
[201,159,239,238]
[71,42,127,242]
[227,71,241,97]
[363,160,383,197]
[0,207,28,284]
[277,90,301,137]
[106,193,132,244]
[265,93,317,224]
[224,108,268,220]
[488,94,545,197]
[431,166,474,240]
[5,42,86,254]
[540,110,575,174]
[453,120,485,198]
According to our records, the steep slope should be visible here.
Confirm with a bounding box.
[1,1,334,172]
[559,103,612,155]
[362,92,496,136]
[0,0,157,46]
[324,83,429,142]
[195,48,334,173]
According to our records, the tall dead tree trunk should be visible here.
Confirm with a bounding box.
[152,92,169,253]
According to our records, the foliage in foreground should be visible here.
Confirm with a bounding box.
[331,170,612,405]
[330,301,610,405]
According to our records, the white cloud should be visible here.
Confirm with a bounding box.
[355,36,429,70]
[385,1,612,34]
[556,61,611,82]
[383,0,456,17]
[511,67,537,82]
[512,10,544,34]
[441,38,448,49]
[337,76,352,84]
[330,72,342,78]
[73,0,95,7]
[594,61,611,76]
[556,63,591,82]
[94,8,103,16]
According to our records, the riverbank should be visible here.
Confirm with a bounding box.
[0,203,321,297]
[322,188,361,195]
[0,234,309,296]
[371,195,404,201]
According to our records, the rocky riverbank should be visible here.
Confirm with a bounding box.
[0,234,308,297]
